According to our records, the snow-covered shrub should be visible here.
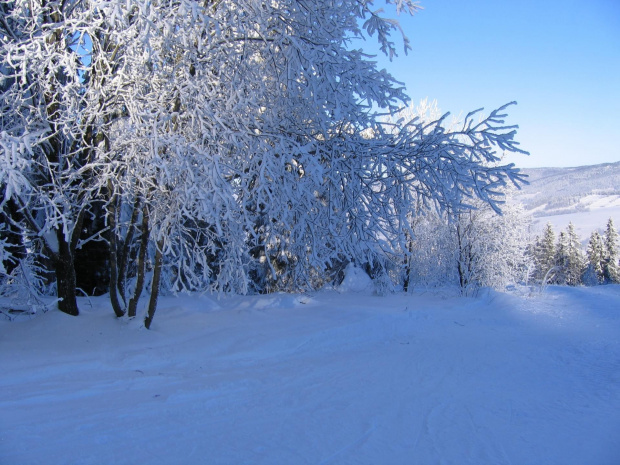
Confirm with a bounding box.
[0,258,56,320]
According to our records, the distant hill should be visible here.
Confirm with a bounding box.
[512,161,620,242]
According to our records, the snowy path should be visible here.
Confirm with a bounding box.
[1,287,620,464]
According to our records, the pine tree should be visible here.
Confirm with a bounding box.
[533,223,556,283]
[603,218,619,283]
[586,231,605,284]
[554,231,568,285]
[564,223,584,286]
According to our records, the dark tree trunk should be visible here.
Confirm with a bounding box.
[144,238,165,330]
[127,204,150,318]
[403,233,414,293]
[456,222,475,294]
[118,195,141,304]
[107,190,125,317]
[55,229,79,316]
[74,201,109,296]
[107,188,142,317]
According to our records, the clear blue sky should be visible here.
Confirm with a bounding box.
[361,0,620,168]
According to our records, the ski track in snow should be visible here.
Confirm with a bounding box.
[1,287,620,464]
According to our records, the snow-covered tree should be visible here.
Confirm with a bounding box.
[402,188,531,294]
[389,100,530,293]
[532,223,556,284]
[402,203,455,290]
[585,230,605,285]
[554,231,568,284]
[99,1,529,324]
[0,1,113,315]
[2,0,530,327]
[603,218,619,283]
[94,0,427,324]
[452,195,531,294]
[0,198,25,277]
[554,223,583,286]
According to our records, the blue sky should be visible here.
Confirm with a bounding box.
[362,0,620,168]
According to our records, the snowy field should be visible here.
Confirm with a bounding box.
[2,286,620,465]
[527,195,620,244]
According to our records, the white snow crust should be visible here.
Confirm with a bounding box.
[2,286,620,464]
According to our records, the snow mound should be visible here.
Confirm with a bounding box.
[338,263,373,293]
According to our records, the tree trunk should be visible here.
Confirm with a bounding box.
[107,189,125,317]
[127,204,150,318]
[118,195,142,304]
[403,232,414,293]
[456,224,468,293]
[55,230,79,316]
[144,238,165,330]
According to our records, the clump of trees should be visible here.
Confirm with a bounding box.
[530,219,620,287]
[401,189,531,295]
[387,100,532,295]
[1,0,528,327]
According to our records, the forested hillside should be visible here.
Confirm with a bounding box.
[513,162,620,240]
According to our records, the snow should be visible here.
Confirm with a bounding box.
[2,287,620,464]
[519,191,620,244]
[531,208,620,245]
[584,194,620,210]
[337,263,373,293]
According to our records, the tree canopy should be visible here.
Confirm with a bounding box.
[1,0,528,327]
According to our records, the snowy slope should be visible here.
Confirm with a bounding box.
[513,161,620,240]
[2,287,620,464]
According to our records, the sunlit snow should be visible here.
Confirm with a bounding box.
[2,286,619,464]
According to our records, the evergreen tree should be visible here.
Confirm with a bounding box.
[554,231,568,285]
[564,223,584,286]
[533,223,556,283]
[603,218,619,283]
[586,230,605,284]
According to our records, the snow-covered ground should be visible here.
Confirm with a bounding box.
[2,286,620,464]
[512,161,620,242]
[530,206,620,245]
[525,193,620,243]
